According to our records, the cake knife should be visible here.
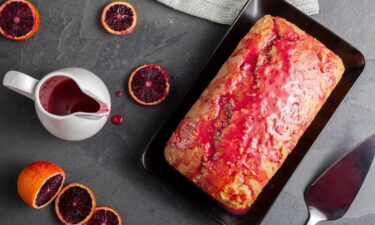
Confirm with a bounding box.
[304,134,375,225]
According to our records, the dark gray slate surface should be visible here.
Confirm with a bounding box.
[0,0,374,224]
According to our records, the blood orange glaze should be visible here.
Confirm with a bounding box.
[165,16,343,212]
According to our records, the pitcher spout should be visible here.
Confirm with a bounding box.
[73,112,108,120]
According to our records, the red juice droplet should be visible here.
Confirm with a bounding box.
[111,115,124,125]
[115,91,123,97]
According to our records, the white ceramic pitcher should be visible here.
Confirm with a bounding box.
[3,67,111,141]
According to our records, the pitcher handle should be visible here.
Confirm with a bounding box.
[3,71,39,100]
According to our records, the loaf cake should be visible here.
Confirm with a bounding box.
[165,15,345,211]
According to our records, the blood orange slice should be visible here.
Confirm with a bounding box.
[0,0,40,41]
[85,207,122,225]
[128,64,170,106]
[17,161,65,209]
[101,1,137,36]
[55,183,96,225]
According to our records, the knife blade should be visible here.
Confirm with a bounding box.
[304,134,375,225]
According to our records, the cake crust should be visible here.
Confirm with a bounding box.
[165,15,345,211]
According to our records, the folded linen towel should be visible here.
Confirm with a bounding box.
[157,0,319,25]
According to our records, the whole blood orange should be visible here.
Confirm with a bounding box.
[85,206,123,225]
[17,161,65,209]
[55,183,96,225]
[128,64,170,106]
[0,0,40,41]
[101,1,137,36]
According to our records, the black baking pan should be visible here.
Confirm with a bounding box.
[141,0,366,224]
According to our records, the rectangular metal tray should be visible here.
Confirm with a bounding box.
[142,0,366,224]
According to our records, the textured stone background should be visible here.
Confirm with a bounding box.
[0,0,374,224]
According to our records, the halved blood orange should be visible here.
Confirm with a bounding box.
[17,161,65,209]
[0,0,40,41]
[55,183,96,225]
[101,1,137,36]
[128,64,170,106]
[85,206,123,225]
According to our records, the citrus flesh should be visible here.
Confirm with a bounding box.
[128,64,170,106]
[0,0,40,40]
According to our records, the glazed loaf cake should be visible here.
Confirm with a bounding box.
[165,15,344,211]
